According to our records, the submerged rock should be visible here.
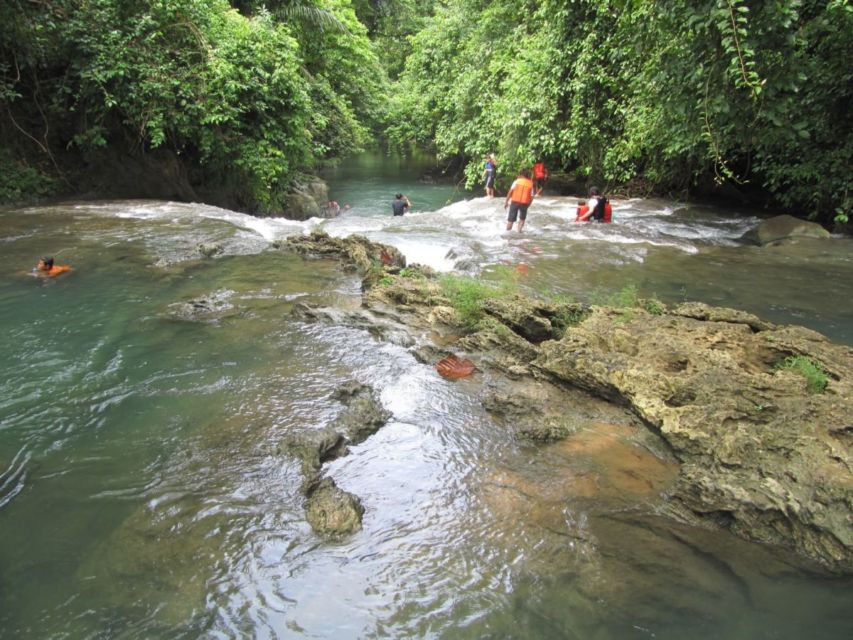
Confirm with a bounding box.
[164,289,238,322]
[280,380,391,536]
[742,214,830,245]
[282,425,349,475]
[196,242,223,258]
[304,477,364,536]
[331,381,392,444]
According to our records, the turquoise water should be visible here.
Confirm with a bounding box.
[322,149,467,215]
[1,169,852,638]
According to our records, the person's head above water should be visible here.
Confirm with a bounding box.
[37,256,54,271]
[589,186,600,196]
[519,169,530,178]
[395,193,403,199]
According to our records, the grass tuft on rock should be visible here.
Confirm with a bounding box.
[777,355,829,394]
[438,268,518,328]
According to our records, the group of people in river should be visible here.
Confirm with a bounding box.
[483,154,549,200]
[491,153,611,231]
[388,154,611,233]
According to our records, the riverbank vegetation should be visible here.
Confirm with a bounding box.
[390,0,852,225]
[2,1,850,223]
[1,0,388,212]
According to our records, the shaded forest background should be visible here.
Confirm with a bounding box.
[1,0,850,224]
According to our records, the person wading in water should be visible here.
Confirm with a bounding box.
[503,169,535,232]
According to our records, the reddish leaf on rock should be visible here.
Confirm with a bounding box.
[380,248,394,266]
[435,354,476,379]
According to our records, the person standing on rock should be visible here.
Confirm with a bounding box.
[503,169,535,232]
[392,193,412,216]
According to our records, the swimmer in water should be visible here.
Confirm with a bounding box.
[33,256,72,277]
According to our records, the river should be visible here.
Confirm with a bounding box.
[1,153,851,638]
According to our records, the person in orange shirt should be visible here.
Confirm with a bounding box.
[503,169,535,232]
[532,160,548,195]
[33,256,72,277]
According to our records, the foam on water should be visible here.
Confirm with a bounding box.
[29,194,761,273]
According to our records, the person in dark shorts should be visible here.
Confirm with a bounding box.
[482,154,497,197]
[391,193,411,216]
[503,169,535,232]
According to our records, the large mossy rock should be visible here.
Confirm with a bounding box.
[534,302,853,572]
[279,230,406,273]
[743,214,831,245]
[282,178,333,220]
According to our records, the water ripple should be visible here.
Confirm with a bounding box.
[0,445,31,509]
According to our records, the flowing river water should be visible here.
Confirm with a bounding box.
[1,153,852,638]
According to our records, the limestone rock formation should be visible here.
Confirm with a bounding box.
[280,380,391,536]
[286,233,853,572]
[534,303,853,572]
[304,477,365,536]
[742,214,831,245]
[278,230,406,274]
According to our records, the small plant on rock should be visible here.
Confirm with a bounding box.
[438,272,516,329]
[777,355,829,394]
[643,297,666,315]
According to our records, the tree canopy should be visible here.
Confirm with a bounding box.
[0,0,387,211]
[1,0,850,222]
[391,0,852,224]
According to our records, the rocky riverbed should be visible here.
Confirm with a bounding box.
[279,231,853,574]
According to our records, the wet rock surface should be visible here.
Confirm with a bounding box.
[331,381,392,444]
[742,214,831,245]
[304,477,365,536]
[535,304,853,572]
[280,379,390,536]
[277,230,406,274]
[164,289,239,322]
[286,233,853,572]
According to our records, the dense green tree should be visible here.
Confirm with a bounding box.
[392,0,852,223]
[0,0,389,211]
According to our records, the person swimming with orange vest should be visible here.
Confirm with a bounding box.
[33,256,72,277]
[503,169,535,232]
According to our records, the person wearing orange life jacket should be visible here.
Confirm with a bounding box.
[503,169,535,232]
[575,200,590,222]
[532,160,548,195]
[33,256,72,277]
[576,186,612,223]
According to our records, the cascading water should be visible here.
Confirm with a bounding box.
[1,172,852,638]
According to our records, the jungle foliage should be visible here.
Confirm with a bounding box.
[2,0,849,221]
[0,0,388,212]
[391,0,852,224]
